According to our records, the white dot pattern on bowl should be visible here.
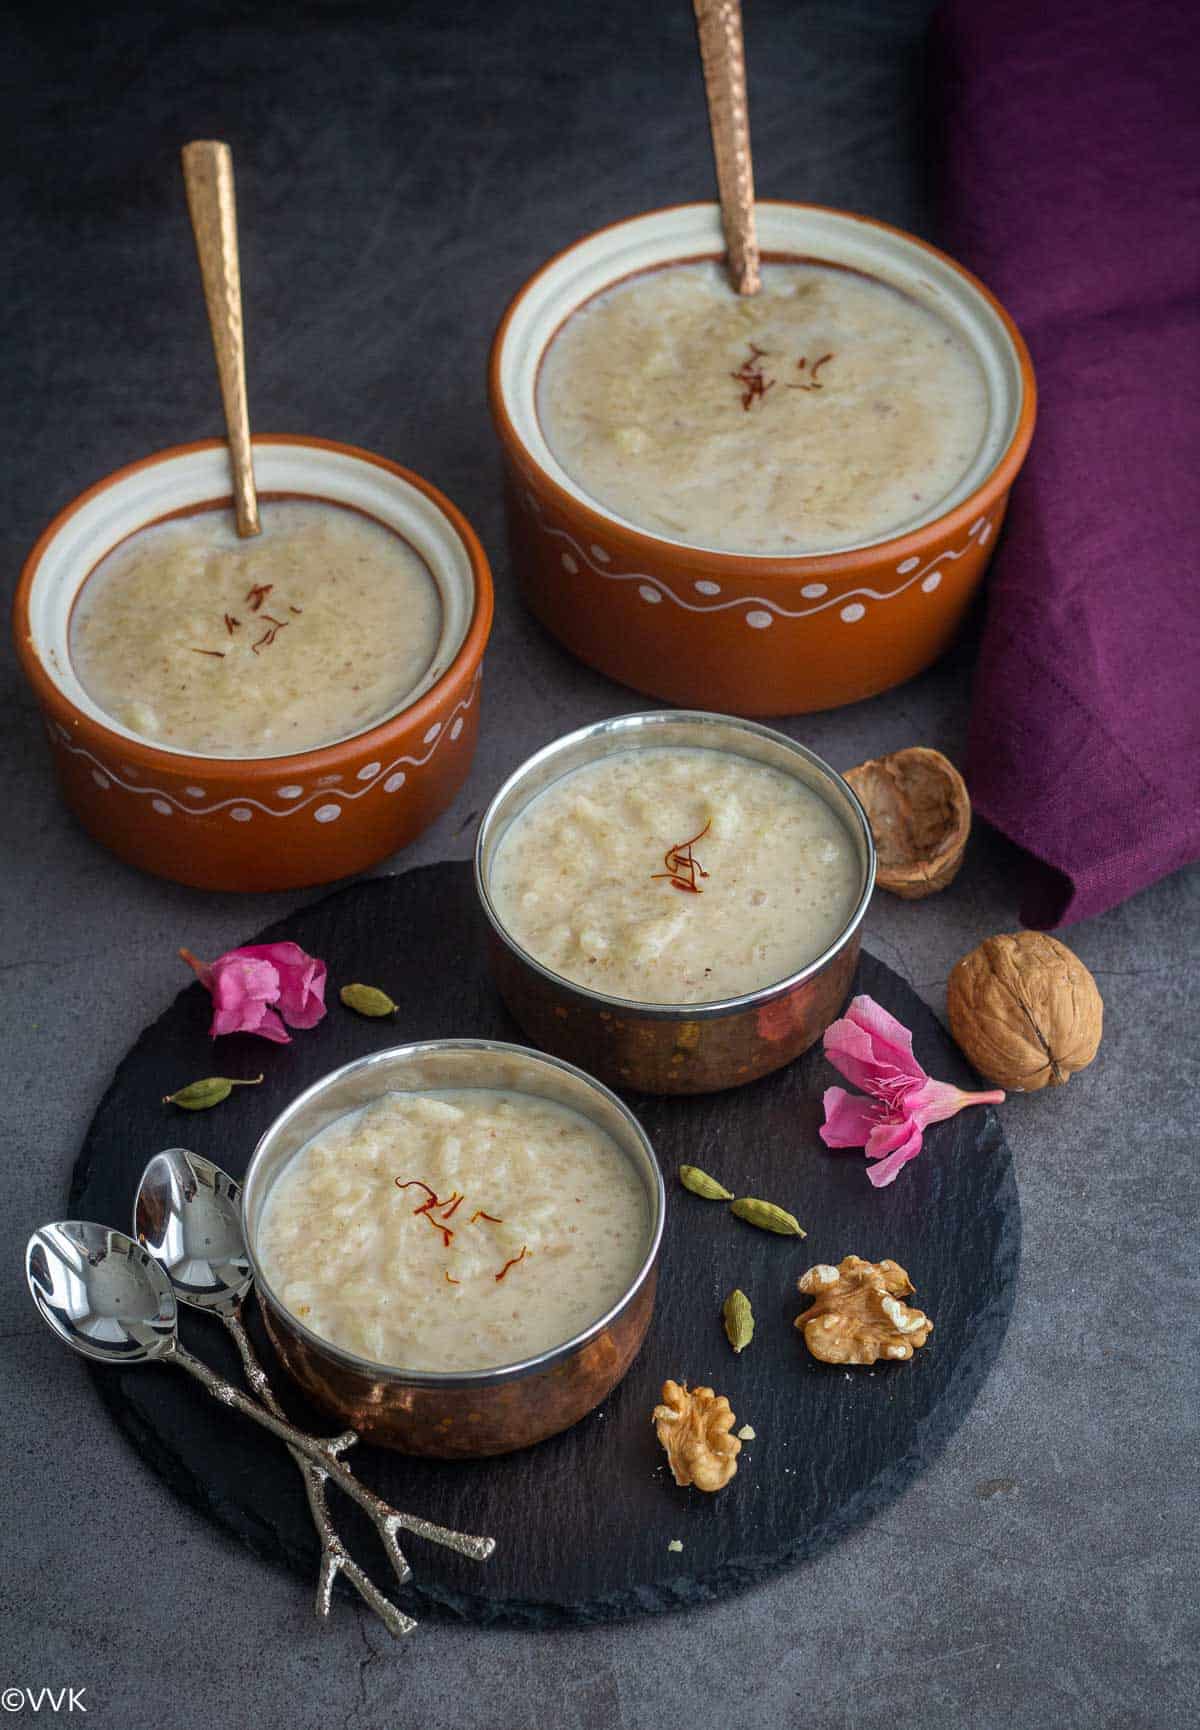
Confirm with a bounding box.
[638,584,662,604]
[314,803,341,824]
[384,772,407,793]
[230,807,253,823]
[276,785,304,800]
[840,603,866,623]
[151,798,172,816]
[357,762,381,781]
[745,610,773,629]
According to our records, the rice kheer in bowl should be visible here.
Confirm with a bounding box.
[489,201,1036,713]
[70,500,444,758]
[241,1040,665,1456]
[476,711,875,1094]
[257,1088,648,1375]
[536,260,989,556]
[489,745,860,1005]
[14,437,493,891]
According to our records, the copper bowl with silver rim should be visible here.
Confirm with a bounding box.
[241,1039,665,1457]
[474,711,876,1095]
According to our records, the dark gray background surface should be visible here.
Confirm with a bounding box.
[2,2,1195,1727]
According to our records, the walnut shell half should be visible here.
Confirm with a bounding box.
[844,747,970,899]
[947,931,1103,1091]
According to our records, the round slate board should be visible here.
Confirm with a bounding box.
[69,865,1019,1628]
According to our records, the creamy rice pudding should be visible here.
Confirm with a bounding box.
[536,260,989,553]
[256,1088,649,1373]
[489,746,861,1004]
[69,500,443,757]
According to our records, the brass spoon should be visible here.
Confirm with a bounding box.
[692,0,760,295]
[181,139,261,536]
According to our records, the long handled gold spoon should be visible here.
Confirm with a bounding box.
[692,0,760,295]
[181,139,261,536]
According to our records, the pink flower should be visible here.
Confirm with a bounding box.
[819,994,1004,1188]
[179,942,327,1044]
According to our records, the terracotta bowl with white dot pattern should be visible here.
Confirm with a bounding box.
[13,437,493,891]
[489,203,1035,715]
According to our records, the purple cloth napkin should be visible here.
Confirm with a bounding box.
[933,0,1200,927]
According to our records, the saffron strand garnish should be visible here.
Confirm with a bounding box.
[731,342,775,411]
[224,612,241,634]
[495,1246,529,1282]
[788,350,835,393]
[440,1193,465,1220]
[651,818,712,894]
[422,1212,454,1248]
[191,648,225,658]
[444,1269,460,1285]
[250,617,288,654]
[245,582,274,612]
[470,1209,504,1225]
[395,1178,439,1206]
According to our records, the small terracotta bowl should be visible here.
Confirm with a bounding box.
[13,436,493,891]
[240,1039,666,1457]
[489,202,1036,715]
[474,710,876,1095]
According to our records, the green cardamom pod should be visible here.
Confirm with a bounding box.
[722,1288,754,1353]
[679,1164,734,1201]
[729,1196,807,1237]
[162,1075,263,1111]
[339,983,398,1017]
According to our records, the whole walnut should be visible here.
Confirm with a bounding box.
[947,932,1103,1091]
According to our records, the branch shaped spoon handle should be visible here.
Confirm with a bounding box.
[223,1309,416,1638]
[225,1311,495,1561]
[170,1340,496,1565]
[181,139,261,536]
[693,0,760,295]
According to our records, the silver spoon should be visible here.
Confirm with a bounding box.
[26,1221,495,1626]
[134,1152,403,1635]
[134,1150,495,1633]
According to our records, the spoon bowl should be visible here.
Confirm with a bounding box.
[135,1148,251,1316]
[26,1221,177,1365]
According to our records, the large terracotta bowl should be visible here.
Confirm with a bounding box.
[488,202,1036,715]
[13,436,493,890]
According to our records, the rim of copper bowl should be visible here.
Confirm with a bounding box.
[240,1038,667,1390]
[487,198,1038,575]
[474,709,877,1021]
[12,434,495,780]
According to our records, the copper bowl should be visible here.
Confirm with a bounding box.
[241,1039,665,1457]
[489,201,1036,715]
[13,436,493,891]
[474,711,876,1094]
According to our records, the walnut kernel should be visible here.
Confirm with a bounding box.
[652,1380,741,1492]
[947,931,1103,1091]
[795,1256,933,1365]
